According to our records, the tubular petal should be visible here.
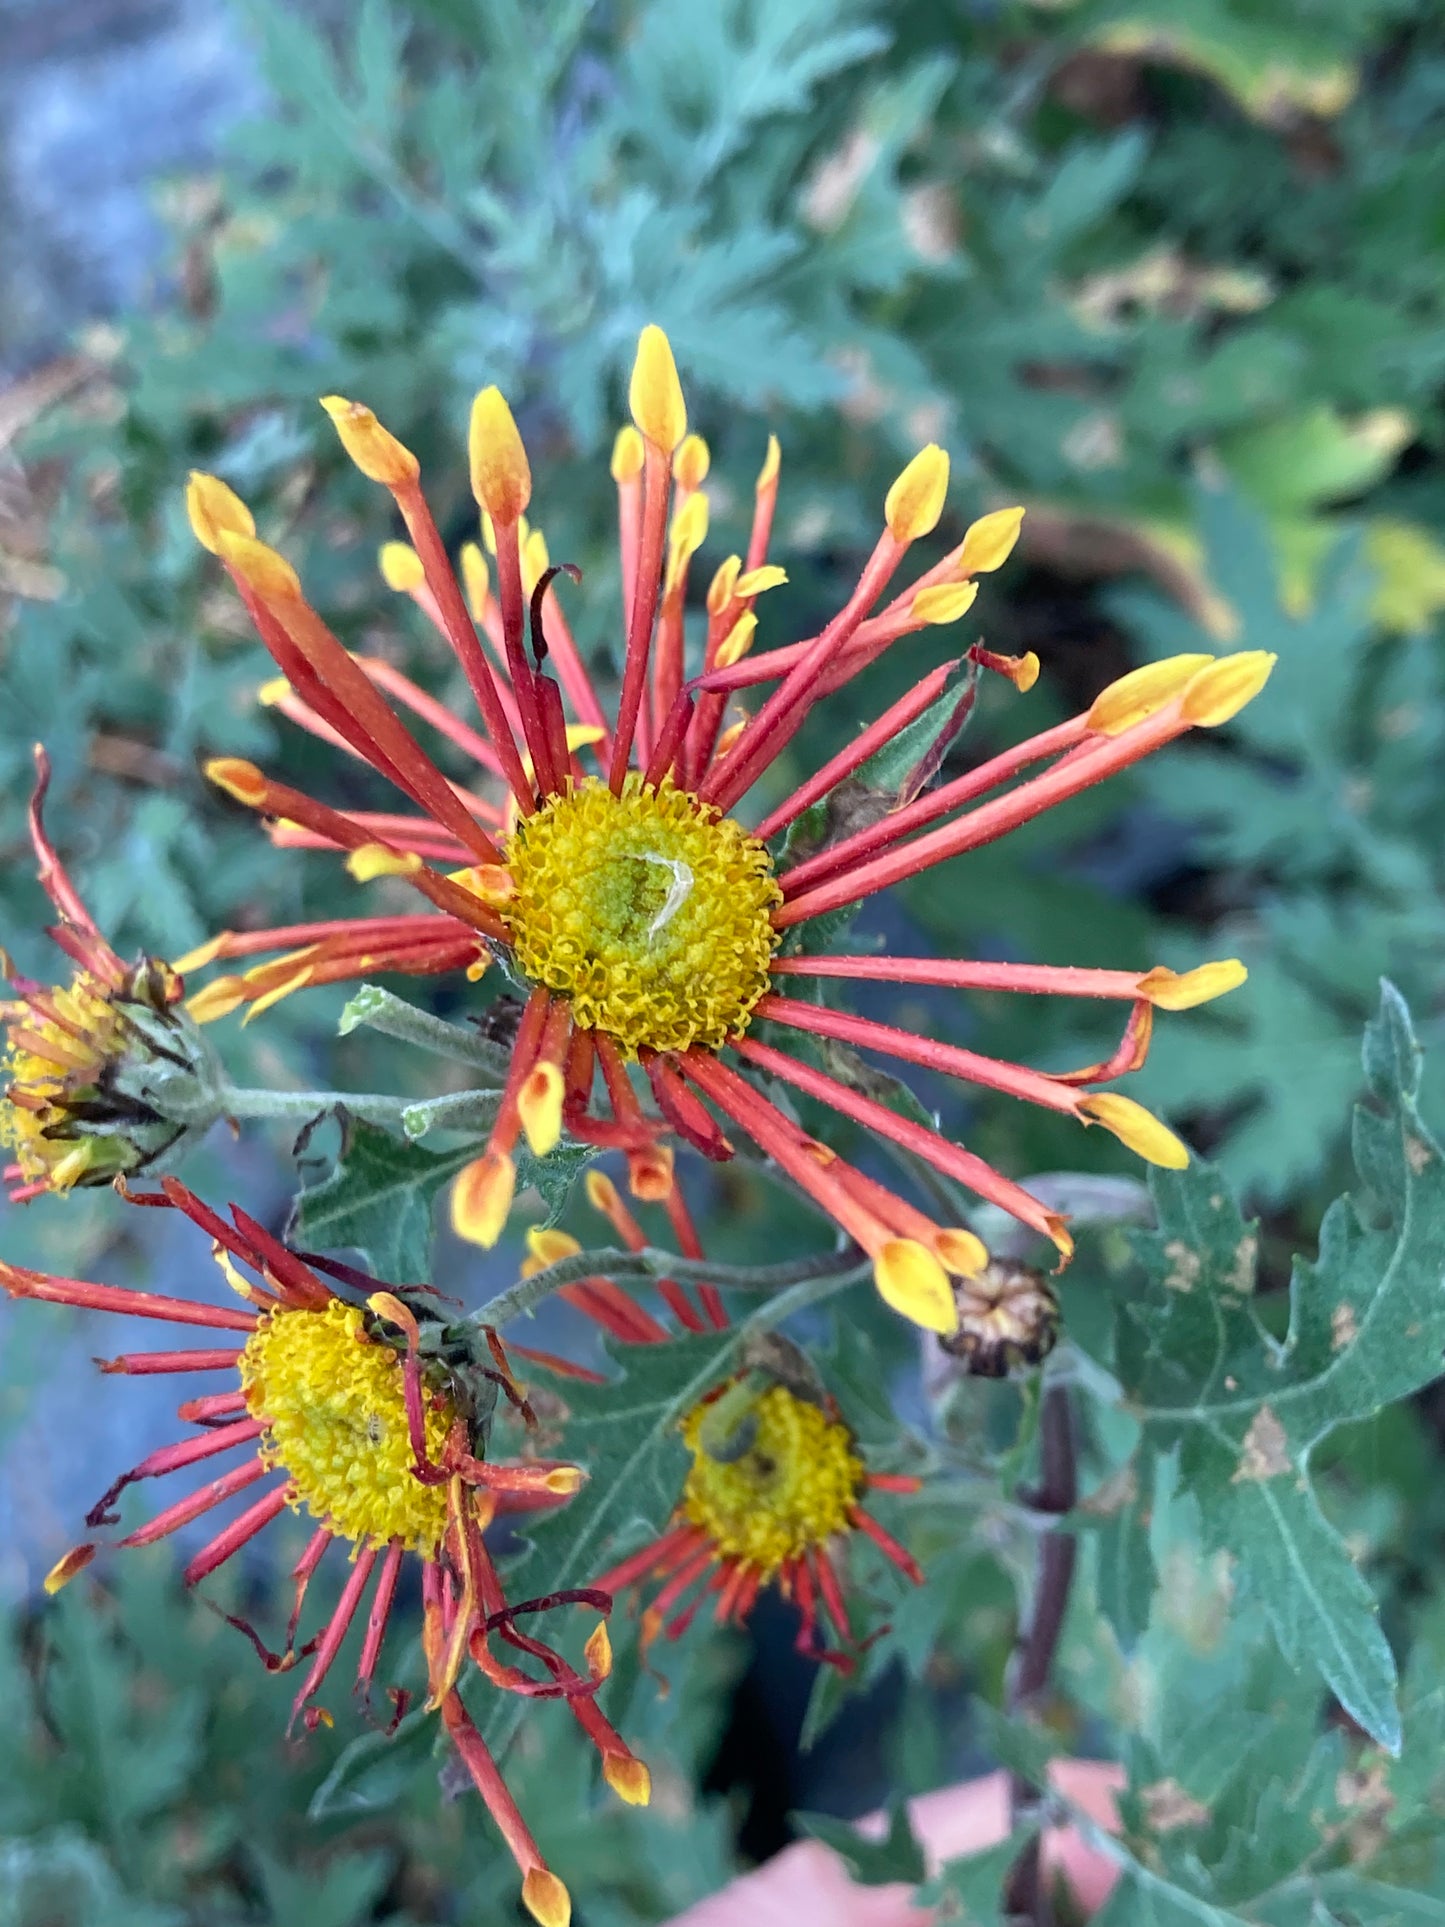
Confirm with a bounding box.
[1180,651,1277,726]
[522,1869,572,1927]
[186,472,255,554]
[1137,959,1248,1010]
[216,532,303,603]
[911,580,979,626]
[957,505,1025,574]
[1086,655,1214,735]
[452,1151,517,1247]
[470,387,532,524]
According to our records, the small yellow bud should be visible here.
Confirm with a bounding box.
[216,531,302,602]
[957,506,1025,575]
[603,1753,653,1807]
[542,1464,587,1495]
[910,580,979,627]
[1137,960,1248,1011]
[584,1620,613,1680]
[885,444,950,544]
[523,1226,582,1278]
[1079,1093,1190,1169]
[611,425,645,483]
[346,844,423,882]
[735,563,788,596]
[1086,655,1215,736]
[518,1060,565,1158]
[44,1544,97,1595]
[707,554,742,617]
[714,612,758,670]
[756,433,781,492]
[319,395,419,486]
[205,757,268,806]
[935,1228,989,1277]
[673,432,710,491]
[460,542,491,620]
[379,541,425,593]
[186,471,255,554]
[629,324,687,453]
[585,1169,622,1217]
[469,386,532,524]
[874,1238,959,1334]
[256,676,292,708]
[522,1868,572,1927]
[1179,651,1277,727]
[451,1150,516,1248]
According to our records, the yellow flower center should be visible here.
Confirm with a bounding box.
[503,776,780,1056]
[680,1380,864,1579]
[240,1300,453,1552]
[1,975,128,1189]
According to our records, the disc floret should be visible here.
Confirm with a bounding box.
[240,1298,453,1552]
[504,776,780,1056]
[680,1377,864,1581]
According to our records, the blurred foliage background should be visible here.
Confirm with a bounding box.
[6,0,1445,1921]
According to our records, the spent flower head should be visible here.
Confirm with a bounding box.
[182,328,1266,1337]
[3,748,222,1199]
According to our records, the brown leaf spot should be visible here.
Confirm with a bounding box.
[1405,1133,1434,1174]
[1163,1239,1200,1293]
[1142,1778,1210,1832]
[1233,1405,1291,1482]
[1227,1233,1258,1296]
[1331,1303,1359,1351]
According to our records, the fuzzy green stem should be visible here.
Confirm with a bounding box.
[337,984,511,1082]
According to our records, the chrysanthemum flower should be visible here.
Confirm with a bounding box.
[3,748,219,1200]
[183,326,1268,1337]
[517,1172,921,1667]
[0,1177,644,1927]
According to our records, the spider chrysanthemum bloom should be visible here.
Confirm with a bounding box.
[0,1178,642,1927]
[517,1173,921,1664]
[3,748,219,1200]
[183,327,1268,1337]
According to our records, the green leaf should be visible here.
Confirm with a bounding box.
[1115,983,1445,1749]
[307,1709,438,1821]
[796,1800,926,1885]
[289,1119,475,1279]
[914,1828,1037,1924]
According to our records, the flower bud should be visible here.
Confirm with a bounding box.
[937,1261,1060,1378]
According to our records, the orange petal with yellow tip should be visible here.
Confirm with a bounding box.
[185,975,247,1023]
[1137,959,1248,1010]
[627,1141,674,1201]
[1079,1092,1190,1169]
[451,1151,516,1248]
[469,386,532,524]
[629,325,686,453]
[873,1239,958,1334]
[365,1290,420,1342]
[170,932,229,975]
[186,472,255,554]
[885,444,950,544]
[522,1868,572,1927]
[756,433,781,492]
[319,395,419,486]
[1086,655,1215,736]
[541,1464,587,1495]
[522,1226,582,1277]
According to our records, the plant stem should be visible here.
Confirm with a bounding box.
[222,1086,419,1124]
[337,984,511,1082]
[1004,1380,1079,1925]
[466,1243,872,1330]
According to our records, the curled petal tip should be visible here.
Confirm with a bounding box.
[1138,959,1248,1010]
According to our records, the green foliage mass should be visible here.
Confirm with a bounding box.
[7,0,1445,1921]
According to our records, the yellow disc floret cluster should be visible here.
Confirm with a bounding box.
[1,975,128,1190]
[504,776,780,1056]
[240,1299,454,1551]
[680,1379,864,1579]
